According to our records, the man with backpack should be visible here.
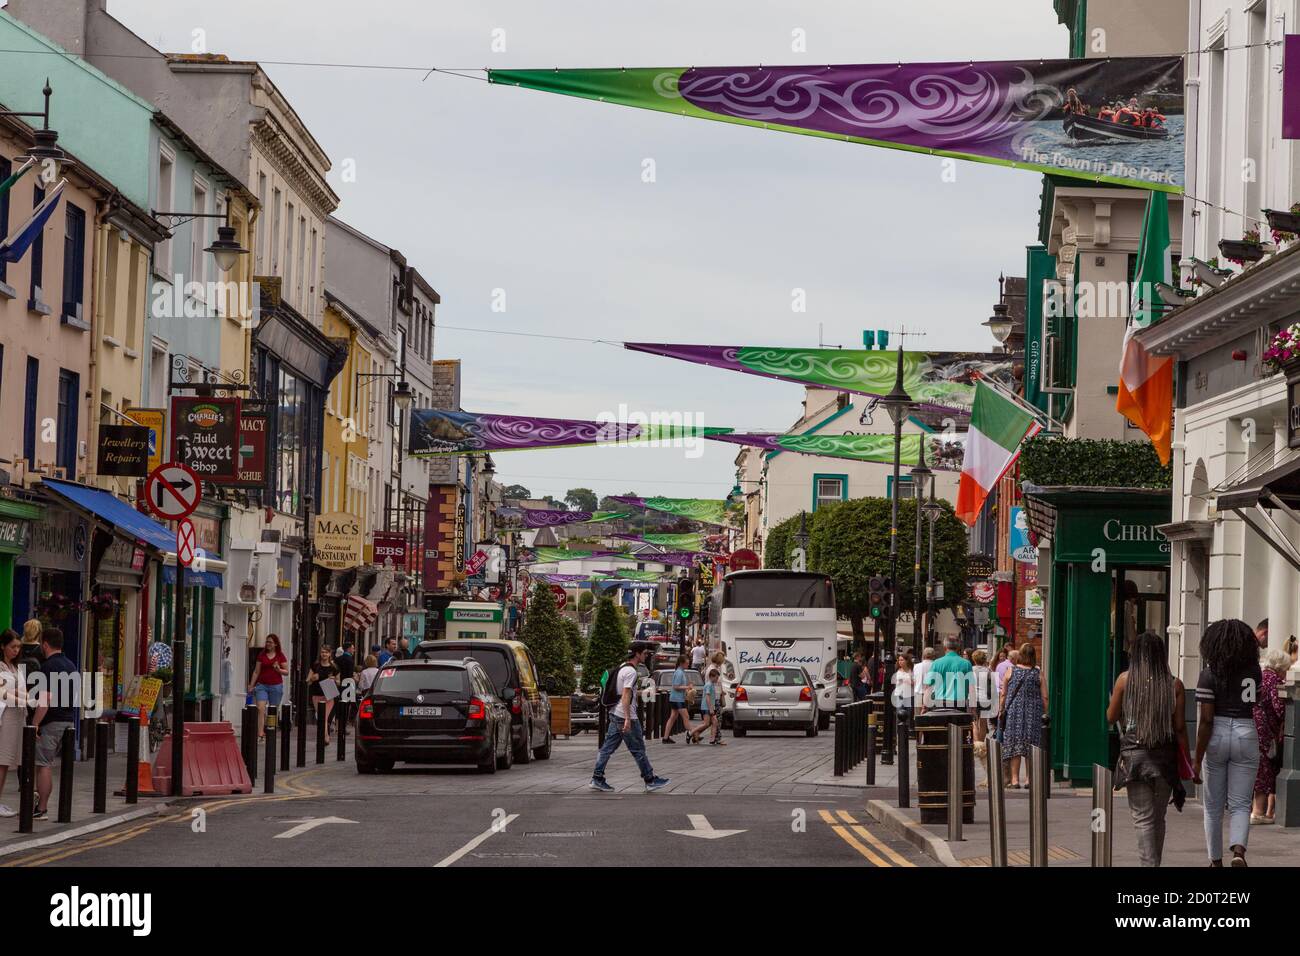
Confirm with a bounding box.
[590,641,670,793]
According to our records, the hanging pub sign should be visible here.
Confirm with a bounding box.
[170,396,241,483]
[314,512,363,571]
[372,531,408,567]
[96,424,150,477]
[234,409,269,489]
[130,408,167,475]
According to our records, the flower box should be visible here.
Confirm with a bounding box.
[1219,237,1265,265]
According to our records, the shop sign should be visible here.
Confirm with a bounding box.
[1009,506,1038,564]
[454,501,466,572]
[24,509,87,572]
[234,410,270,489]
[314,512,363,570]
[373,531,407,567]
[1018,561,1038,588]
[970,581,996,604]
[0,518,28,552]
[131,408,167,475]
[120,676,163,720]
[185,513,223,559]
[96,424,150,477]
[170,396,241,483]
[445,605,504,623]
[1052,505,1172,564]
[1023,588,1044,620]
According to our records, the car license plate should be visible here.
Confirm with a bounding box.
[400,706,441,717]
[757,709,788,717]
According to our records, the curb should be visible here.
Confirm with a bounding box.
[0,805,163,859]
[864,799,960,868]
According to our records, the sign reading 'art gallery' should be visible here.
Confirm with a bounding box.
[170,397,241,483]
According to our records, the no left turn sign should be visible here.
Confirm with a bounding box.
[145,462,201,521]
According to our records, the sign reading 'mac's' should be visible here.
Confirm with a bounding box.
[171,396,241,483]
[314,512,363,571]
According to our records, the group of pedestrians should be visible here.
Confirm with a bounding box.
[0,623,78,820]
[663,646,726,746]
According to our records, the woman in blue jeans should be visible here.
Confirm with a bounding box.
[1194,619,1262,867]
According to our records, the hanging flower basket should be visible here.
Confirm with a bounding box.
[1265,204,1300,244]
[1220,229,1265,267]
[87,591,119,620]
[1263,323,1300,376]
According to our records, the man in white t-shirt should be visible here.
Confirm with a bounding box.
[912,647,937,713]
[590,642,670,793]
[691,639,707,672]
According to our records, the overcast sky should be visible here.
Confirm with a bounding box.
[108,0,1066,503]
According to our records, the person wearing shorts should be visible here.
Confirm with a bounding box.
[31,628,77,821]
[662,655,698,744]
[247,633,289,739]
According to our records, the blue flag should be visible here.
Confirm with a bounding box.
[0,179,65,264]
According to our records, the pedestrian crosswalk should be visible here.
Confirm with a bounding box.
[818,809,918,867]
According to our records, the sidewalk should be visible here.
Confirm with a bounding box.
[861,746,1300,866]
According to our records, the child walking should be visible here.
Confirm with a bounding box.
[693,668,727,745]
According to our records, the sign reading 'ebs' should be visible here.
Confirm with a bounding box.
[171,397,241,483]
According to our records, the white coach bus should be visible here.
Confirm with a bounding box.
[710,569,838,730]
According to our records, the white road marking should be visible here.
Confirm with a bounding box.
[273,817,357,839]
[668,813,746,839]
[434,813,520,867]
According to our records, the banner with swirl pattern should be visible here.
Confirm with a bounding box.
[495,507,633,529]
[612,532,708,551]
[709,432,965,470]
[609,496,730,527]
[490,59,1183,191]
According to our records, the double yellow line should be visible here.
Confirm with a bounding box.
[4,768,327,867]
[818,809,915,867]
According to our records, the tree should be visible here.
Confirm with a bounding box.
[564,488,598,513]
[520,581,575,695]
[562,617,585,665]
[598,494,630,513]
[501,484,532,500]
[542,495,565,510]
[764,513,801,569]
[806,497,968,651]
[582,595,629,692]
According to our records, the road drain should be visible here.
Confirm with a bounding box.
[524,830,594,838]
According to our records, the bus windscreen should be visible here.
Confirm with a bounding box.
[726,576,832,608]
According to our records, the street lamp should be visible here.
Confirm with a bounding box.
[909,437,933,656]
[983,302,1015,347]
[879,348,913,668]
[0,81,71,182]
[153,207,250,274]
[922,492,944,645]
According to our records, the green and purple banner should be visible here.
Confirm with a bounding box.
[610,496,730,527]
[409,408,732,456]
[491,58,1183,191]
[612,532,708,551]
[495,507,632,529]
[710,432,964,470]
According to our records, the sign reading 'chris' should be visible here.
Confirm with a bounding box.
[171,397,241,482]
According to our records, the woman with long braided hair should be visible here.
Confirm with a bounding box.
[1194,619,1262,867]
[1106,630,1186,866]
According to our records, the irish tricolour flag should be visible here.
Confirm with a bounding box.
[955,380,1043,526]
[1116,191,1174,465]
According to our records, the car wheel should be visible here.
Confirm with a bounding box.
[514,726,533,764]
[806,723,818,737]
[478,743,498,774]
[533,727,552,760]
[733,726,747,738]
[818,711,831,731]
[496,728,514,770]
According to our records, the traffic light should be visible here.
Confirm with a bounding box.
[868,576,885,619]
[676,577,695,622]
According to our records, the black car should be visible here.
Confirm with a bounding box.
[355,658,513,774]
[651,667,706,717]
[413,639,553,762]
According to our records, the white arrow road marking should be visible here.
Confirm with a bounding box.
[273,817,357,839]
[434,813,520,867]
[668,814,746,840]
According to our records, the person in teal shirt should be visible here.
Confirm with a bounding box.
[928,636,974,711]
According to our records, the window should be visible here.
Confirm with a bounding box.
[296,215,306,308]
[275,366,306,513]
[887,475,915,500]
[148,340,168,407]
[0,154,9,285]
[156,149,174,275]
[812,474,846,511]
[190,178,208,290]
[255,173,267,273]
[57,368,79,479]
[29,185,44,307]
[61,203,86,324]
[270,187,282,273]
[283,201,294,293]
[23,357,37,466]
[308,226,317,317]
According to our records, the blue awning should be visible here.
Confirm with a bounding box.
[41,477,174,553]
[161,566,223,589]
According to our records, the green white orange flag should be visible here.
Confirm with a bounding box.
[955,379,1043,526]
[1116,191,1174,464]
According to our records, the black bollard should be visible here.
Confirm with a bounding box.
[881,692,896,766]
[57,726,76,822]
[897,717,911,809]
[337,700,348,762]
[125,716,139,804]
[264,708,277,794]
[316,701,326,765]
[834,705,845,776]
[93,723,108,813]
[240,705,253,777]
[296,694,307,768]
[280,704,291,772]
[18,725,35,833]
[865,711,877,786]
[244,705,258,785]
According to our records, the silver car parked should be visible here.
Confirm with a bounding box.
[731,665,819,737]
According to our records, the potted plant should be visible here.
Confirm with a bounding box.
[87,591,118,620]
[1220,227,1266,266]
[1263,323,1300,376]
[1265,204,1300,244]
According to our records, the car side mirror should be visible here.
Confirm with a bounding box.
[501,687,516,702]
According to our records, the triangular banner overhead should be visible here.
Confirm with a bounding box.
[1116,191,1175,465]
[708,432,965,469]
[490,58,1184,192]
[609,495,730,527]
[625,344,1013,417]
[0,178,65,264]
[408,408,732,456]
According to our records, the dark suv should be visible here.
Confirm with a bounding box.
[414,639,553,762]
[355,658,513,774]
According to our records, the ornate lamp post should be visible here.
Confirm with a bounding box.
[909,439,933,657]
[922,492,945,645]
[878,349,915,667]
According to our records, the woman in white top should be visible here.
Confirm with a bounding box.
[0,629,28,818]
[970,649,997,743]
[890,653,915,733]
[356,654,379,694]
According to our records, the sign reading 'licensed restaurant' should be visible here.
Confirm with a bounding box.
[96,424,150,477]
[171,397,241,483]
[314,512,363,570]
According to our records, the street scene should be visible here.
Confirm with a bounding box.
[0,0,1297,934]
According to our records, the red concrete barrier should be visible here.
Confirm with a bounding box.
[152,722,252,796]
